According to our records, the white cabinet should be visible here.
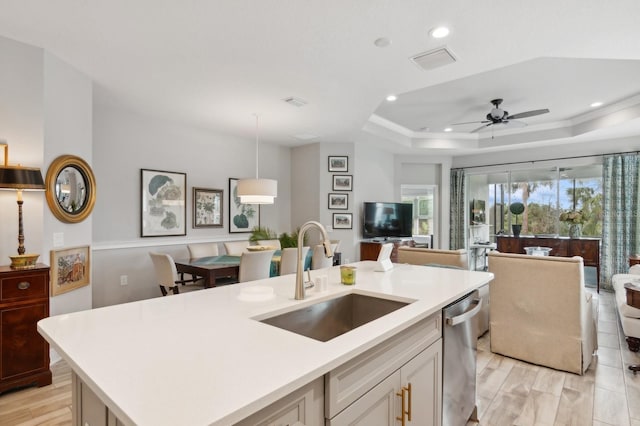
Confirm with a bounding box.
[325,313,443,426]
[327,371,400,426]
[235,377,324,426]
[327,340,442,426]
[73,372,124,426]
[400,340,442,426]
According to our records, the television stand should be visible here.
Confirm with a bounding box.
[360,239,414,262]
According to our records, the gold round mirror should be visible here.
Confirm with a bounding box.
[45,155,96,223]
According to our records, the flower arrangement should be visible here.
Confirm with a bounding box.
[559,210,585,224]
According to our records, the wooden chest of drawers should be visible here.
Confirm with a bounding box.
[0,264,51,394]
[496,236,601,291]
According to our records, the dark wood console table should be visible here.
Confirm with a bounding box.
[496,236,601,292]
[360,239,414,263]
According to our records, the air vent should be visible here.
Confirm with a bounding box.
[410,47,456,71]
[283,97,308,107]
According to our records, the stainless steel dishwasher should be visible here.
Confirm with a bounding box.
[442,290,482,426]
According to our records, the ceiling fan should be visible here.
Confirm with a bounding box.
[452,98,550,133]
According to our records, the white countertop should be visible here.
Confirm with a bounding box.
[38,261,493,426]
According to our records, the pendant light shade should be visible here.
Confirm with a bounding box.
[237,178,278,204]
[237,115,277,204]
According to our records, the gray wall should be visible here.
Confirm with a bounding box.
[91,102,292,307]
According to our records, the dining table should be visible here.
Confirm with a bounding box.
[174,250,312,288]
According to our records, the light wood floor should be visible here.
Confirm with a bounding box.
[1,289,638,425]
[470,289,640,426]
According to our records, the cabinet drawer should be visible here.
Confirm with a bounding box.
[1,272,48,302]
[325,312,441,419]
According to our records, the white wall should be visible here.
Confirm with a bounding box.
[43,52,94,319]
[0,36,94,364]
[395,155,452,249]
[0,36,44,262]
[91,102,291,307]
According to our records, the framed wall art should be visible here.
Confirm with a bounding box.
[333,213,353,229]
[141,169,187,237]
[50,245,90,296]
[328,156,348,172]
[193,187,223,228]
[332,174,353,191]
[328,193,348,210]
[229,178,260,233]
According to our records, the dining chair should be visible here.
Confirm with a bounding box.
[149,252,205,296]
[257,239,282,250]
[311,243,338,270]
[224,240,251,256]
[279,246,310,275]
[238,250,275,282]
[187,242,219,259]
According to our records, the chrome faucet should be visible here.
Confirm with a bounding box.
[295,221,333,300]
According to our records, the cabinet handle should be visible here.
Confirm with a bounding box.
[396,383,411,425]
[406,382,412,421]
[17,281,30,290]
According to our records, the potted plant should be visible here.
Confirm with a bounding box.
[278,227,308,248]
[249,226,277,243]
[560,210,585,238]
[509,202,525,237]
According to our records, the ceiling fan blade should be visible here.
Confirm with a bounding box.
[507,109,549,120]
[502,120,527,128]
[450,120,490,126]
[471,123,492,133]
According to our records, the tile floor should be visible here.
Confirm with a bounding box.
[470,288,640,426]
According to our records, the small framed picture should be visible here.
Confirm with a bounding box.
[193,187,223,228]
[333,213,353,229]
[328,156,348,172]
[332,174,353,191]
[328,193,348,210]
[50,245,91,296]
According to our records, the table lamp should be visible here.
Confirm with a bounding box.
[0,163,46,269]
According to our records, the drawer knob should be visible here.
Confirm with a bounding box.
[17,281,31,290]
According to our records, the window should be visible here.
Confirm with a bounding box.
[471,164,602,239]
[401,185,437,239]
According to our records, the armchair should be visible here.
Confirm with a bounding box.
[488,252,597,374]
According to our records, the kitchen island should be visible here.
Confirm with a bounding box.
[38,261,493,425]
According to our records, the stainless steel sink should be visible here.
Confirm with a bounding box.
[259,293,411,342]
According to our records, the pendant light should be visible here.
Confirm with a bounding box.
[237,114,277,204]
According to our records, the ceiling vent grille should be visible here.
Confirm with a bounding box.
[410,47,456,71]
[283,97,308,107]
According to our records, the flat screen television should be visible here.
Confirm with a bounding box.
[362,202,413,239]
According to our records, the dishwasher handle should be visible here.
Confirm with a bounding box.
[445,298,482,326]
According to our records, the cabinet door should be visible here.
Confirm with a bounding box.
[400,339,442,426]
[235,377,324,426]
[0,302,49,380]
[327,371,400,426]
[80,379,108,426]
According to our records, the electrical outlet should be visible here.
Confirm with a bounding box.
[120,275,128,286]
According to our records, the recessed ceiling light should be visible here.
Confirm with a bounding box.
[386,94,397,102]
[374,37,392,48]
[430,26,450,39]
[444,127,453,132]
[590,101,603,108]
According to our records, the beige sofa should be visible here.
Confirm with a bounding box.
[397,247,490,336]
[397,247,468,269]
[488,252,597,375]
[612,265,640,351]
